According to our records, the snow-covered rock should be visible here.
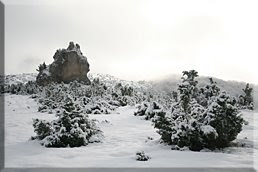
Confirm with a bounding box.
[36,42,90,85]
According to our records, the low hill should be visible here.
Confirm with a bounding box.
[1,72,257,109]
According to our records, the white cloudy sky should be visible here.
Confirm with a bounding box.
[4,0,258,84]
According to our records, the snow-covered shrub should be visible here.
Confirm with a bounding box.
[134,101,166,120]
[24,81,39,94]
[110,82,142,106]
[32,119,52,140]
[135,151,151,161]
[154,70,244,151]
[32,95,102,147]
[108,100,120,107]
[117,96,128,106]
[38,105,48,113]
[81,97,117,115]
[178,70,199,114]
[35,80,118,115]
[2,81,39,95]
[145,102,165,120]
[153,109,172,144]
[197,78,220,107]
[134,102,149,116]
[10,83,24,94]
[3,73,150,114]
[238,83,254,110]
[205,92,244,148]
[121,85,134,96]
[168,101,209,151]
[155,100,220,151]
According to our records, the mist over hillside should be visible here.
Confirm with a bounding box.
[151,74,258,110]
[2,72,257,99]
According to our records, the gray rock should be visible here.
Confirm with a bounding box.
[36,42,90,85]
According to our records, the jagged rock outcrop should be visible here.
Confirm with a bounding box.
[36,42,91,86]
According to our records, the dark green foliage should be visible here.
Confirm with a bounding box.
[153,111,172,144]
[134,101,165,120]
[145,102,163,120]
[134,102,149,116]
[3,81,39,95]
[135,151,151,161]
[238,83,254,110]
[178,70,199,113]
[117,96,128,106]
[204,78,220,99]
[154,70,245,151]
[34,80,117,115]
[25,81,38,94]
[178,84,191,114]
[121,86,133,96]
[91,78,106,97]
[32,95,102,147]
[208,92,244,147]
[38,105,48,112]
[197,77,220,107]
[32,119,52,140]
[242,83,253,105]
[182,70,198,87]
[111,83,139,106]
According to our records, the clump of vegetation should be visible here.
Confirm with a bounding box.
[238,83,254,110]
[153,70,245,151]
[3,69,249,151]
[135,151,151,161]
[134,101,166,121]
[32,95,102,147]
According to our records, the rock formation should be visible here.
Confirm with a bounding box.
[36,42,90,85]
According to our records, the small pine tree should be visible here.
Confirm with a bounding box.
[239,83,254,110]
[182,70,199,87]
[197,77,220,107]
[178,70,199,113]
[153,110,172,144]
[154,70,245,151]
[32,95,102,147]
[207,92,244,147]
[243,84,253,104]
[178,83,191,114]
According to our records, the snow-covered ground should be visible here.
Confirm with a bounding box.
[4,94,258,168]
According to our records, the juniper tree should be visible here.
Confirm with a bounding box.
[241,83,253,109]
[206,92,244,148]
[154,70,244,151]
[178,70,199,114]
[197,77,220,107]
[182,70,199,87]
[32,95,101,147]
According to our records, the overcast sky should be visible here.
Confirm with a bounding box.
[4,0,258,84]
